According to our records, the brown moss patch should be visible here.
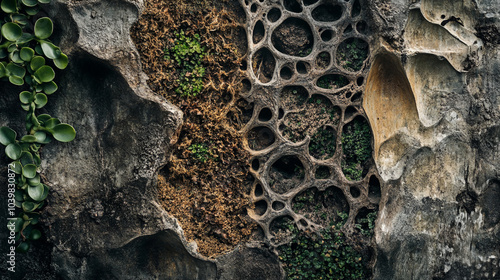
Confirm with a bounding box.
[131,0,256,258]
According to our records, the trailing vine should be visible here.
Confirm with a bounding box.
[0,0,75,252]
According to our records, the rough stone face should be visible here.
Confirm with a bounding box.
[366,0,500,278]
[1,0,500,279]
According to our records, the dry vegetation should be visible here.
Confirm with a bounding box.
[131,0,256,257]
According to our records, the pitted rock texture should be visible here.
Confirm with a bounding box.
[238,0,381,247]
[366,0,500,278]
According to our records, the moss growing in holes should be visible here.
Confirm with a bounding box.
[337,38,369,72]
[309,126,336,160]
[278,212,369,279]
[355,211,377,237]
[317,74,349,89]
[164,30,207,97]
[341,117,372,181]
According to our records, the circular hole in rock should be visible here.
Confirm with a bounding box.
[272,201,286,211]
[299,219,308,227]
[312,4,343,22]
[356,21,368,34]
[245,0,249,5]
[344,106,358,120]
[296,61,309,74]
[267,7,281,22]
[346,92,352,99]
[317,74,349,89]
[315,51,331,70]
[344,25,353,34]
[272,17,314,57]
[280,85,309,110]
[351,0,361,17]
[240,60,248,70]
[351,91,362,102]
[252,158,260,171]
[242,78,252,93]
[270,216,296,240]
[251,3,258,13]
[254,200,268,216]
[341,116,372,181]
[258,107,273,122]
[355,207,377,235]
[322,186,350,217]
[278,108,285,119]
[284,0,302,13]
[282,95,341,143]
[254,183,264,196]
[309,126,336,160]
[253,20,265,44]
[350,186,361,198]
[441,14,446,19]
[336,38,369,72]
[252,48,276,83]
[247,126,276,151]
[315,166,331,179]
[280,66,293,80]
[357,76,364,86]
[321,29,334,42]
[292,187,318,214]
[368,175,381,200]
[269,155,305,194]
[303,0,319,5]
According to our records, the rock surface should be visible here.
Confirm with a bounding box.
[1,0,500,279]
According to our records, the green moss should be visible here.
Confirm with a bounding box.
[341,117,372,181]
[164,30,207,97]
[278,213,369,279]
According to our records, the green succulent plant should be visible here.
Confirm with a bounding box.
[0,0,75,253]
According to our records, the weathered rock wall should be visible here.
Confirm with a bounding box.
[367,0,500,278]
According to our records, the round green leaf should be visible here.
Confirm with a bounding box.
[22,201,36,212]
[25,5,39,15]
[8,75,23,85]
[34,17,53,40]
[44,118,60,129]
[27,174,40,186]
[16,32,34,44]
[1,0,17,13]
[7,43,17,53]
[7,62,25,77]
[34,93,47,108]
[22,164,37,179]
[10,161,22,174]
[5,143,21,160]
[40,41,60,59]
[21,135,37,143]
[29,229,41,240]
[43,81,57,94]
[16,242,29,253]
[30,55,45,71]
[20,47,34,61]
[12,14,28,26]
[20,151,33,166]
[19,91,34,104]
[34,65,54,83]
[28,183,44,201]
[34,131,46,142]
[0,126,16,145]
[9,50,23,64]
[54,53,68,69]
[22,0,38,7]
[21,104,30,111]
[37,114,51,122]
[52,123,76,142]
[1,22,22,41]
